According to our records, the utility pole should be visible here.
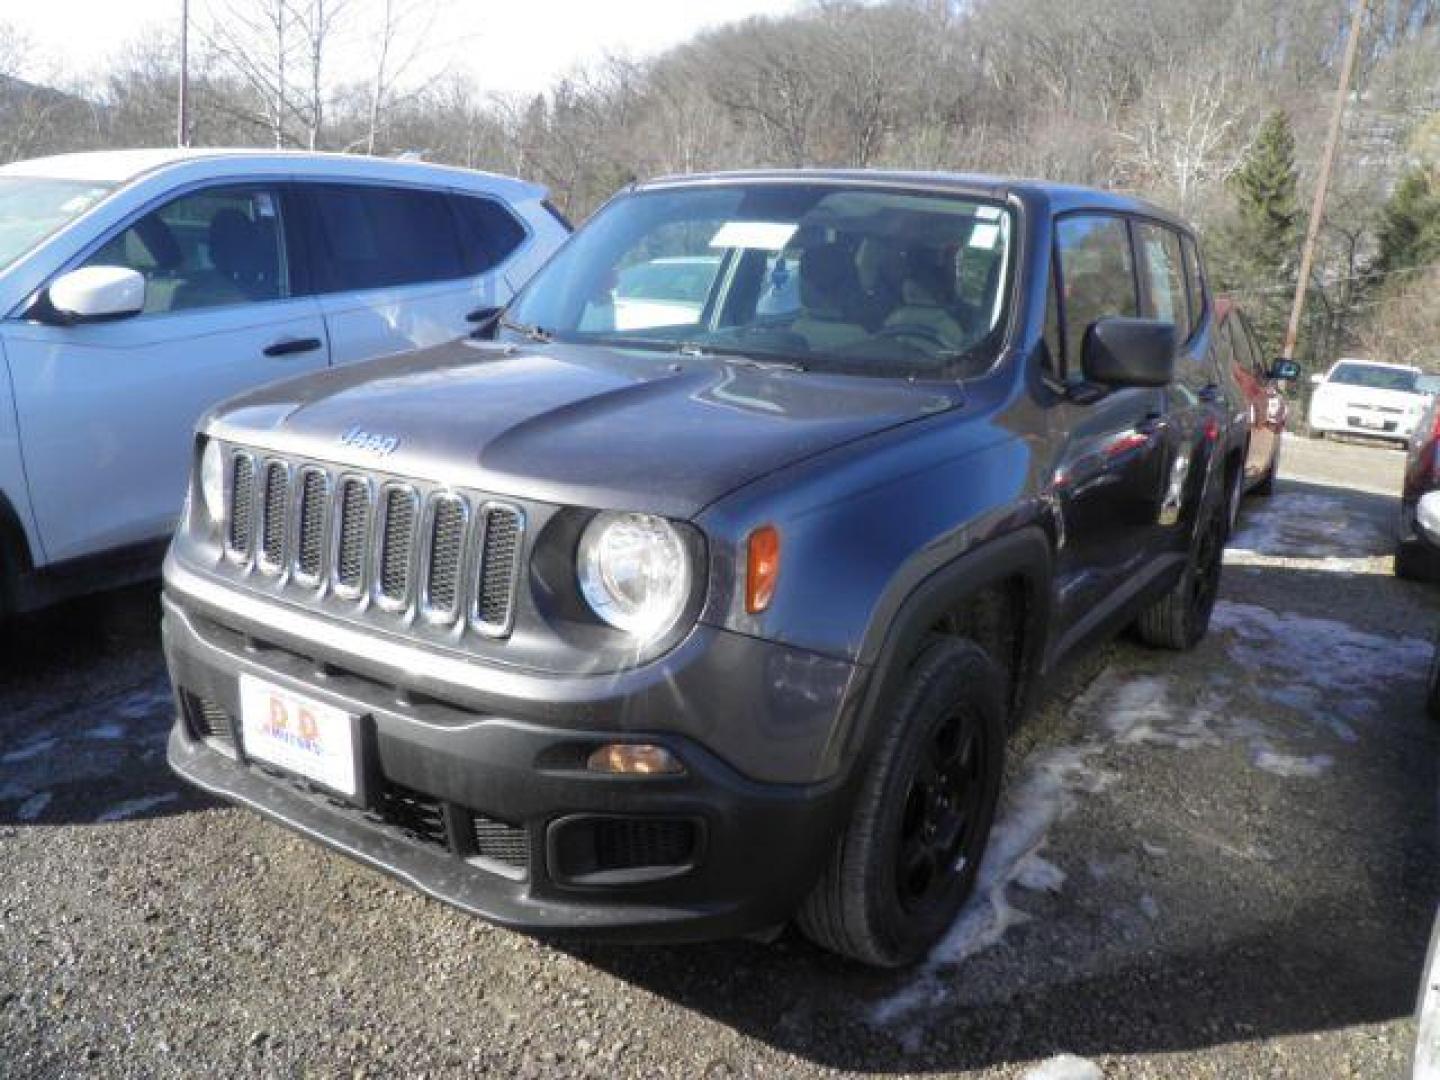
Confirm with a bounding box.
[177,0,190,147]
[1281,0,1368,360]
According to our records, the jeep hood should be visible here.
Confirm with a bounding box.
[208,339,964,519]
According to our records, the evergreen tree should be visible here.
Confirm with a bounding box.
[1214,110,1302,354]
[1373,166,1440,282]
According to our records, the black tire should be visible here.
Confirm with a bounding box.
[1396,541,1440,583]
[1226,468,1244,536]
[1135,489,1226,651]
[797,637,1006,967]
[1253,445,1279,498]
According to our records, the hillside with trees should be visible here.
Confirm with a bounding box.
[2,0,1439,368]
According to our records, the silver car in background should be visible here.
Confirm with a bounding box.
[0,149,568,614]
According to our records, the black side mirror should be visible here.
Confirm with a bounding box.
[1080,317,1177,389]
[467,306,504,340]
[1268,358,1301,381]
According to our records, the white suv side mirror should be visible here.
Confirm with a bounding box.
[46,266,145,323]
[1418,492,1440,547]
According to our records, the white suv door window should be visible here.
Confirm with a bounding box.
[86,187,289,314]
[303,183,507,365]
[1,182,330,563]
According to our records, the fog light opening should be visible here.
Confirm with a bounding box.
[586,743,684,776]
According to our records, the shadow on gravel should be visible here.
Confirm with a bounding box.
[564,528,1439,1072]
[565,900,1428,1072]
[0,581,219,828]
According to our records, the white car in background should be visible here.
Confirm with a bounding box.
[0,148,569,614]
[1308,358,1428,443]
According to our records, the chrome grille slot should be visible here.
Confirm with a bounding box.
[474,504,523,636]
[376,485,418,607]
[422,495,467,621]
[294,468,329,583]
[226,452,256,557]
[334,478,372,595]
[258,461,290,572]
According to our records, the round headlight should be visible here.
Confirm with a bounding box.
[200,440,226,526]
[577,512,692,640]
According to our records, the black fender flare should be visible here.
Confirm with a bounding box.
[832,525,1055,770]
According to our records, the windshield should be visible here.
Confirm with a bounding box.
[503,183,1014,378]
[0,176,114,274]
[1329,362,1418,392]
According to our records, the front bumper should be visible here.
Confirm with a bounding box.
[162,571,862,941]
[1310,407,1417,441]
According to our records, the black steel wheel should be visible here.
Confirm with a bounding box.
[798,637,1006,967]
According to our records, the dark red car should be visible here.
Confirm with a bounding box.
[1213,298,1294,513]
[1397,394,1440,580]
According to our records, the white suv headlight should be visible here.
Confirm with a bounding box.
[577,512,691,641]
[200,439,226,527]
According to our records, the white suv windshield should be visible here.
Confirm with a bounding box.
[0,176,114,274]
[1329,362,1418,392]
[504,183,1014,378]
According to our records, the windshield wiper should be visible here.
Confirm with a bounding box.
[499,317,553,343]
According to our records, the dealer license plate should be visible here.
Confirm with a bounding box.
[239,674,358,797]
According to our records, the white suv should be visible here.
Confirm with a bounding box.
[1307,358,1428,443]
[0,149,569,614]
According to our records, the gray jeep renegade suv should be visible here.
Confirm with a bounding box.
[164,171,1234,967]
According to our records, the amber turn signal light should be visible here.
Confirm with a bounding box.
[586,743,684,776]
[746,525,781,614]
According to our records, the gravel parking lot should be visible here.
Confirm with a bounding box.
[1,433,1437,1080]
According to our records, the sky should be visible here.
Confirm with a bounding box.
[7,0,799,98]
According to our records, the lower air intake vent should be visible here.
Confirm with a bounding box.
[548,816,699,885]
[372,781,448,851]
[471,813,529,874]
[183,692,234,751]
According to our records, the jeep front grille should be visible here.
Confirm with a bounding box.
[294,469,328,583]
[335,478,371,594]
[423,496,467,619]
[377,486,418,606]
[475,505,521,635]
[259,462,290,571]
[219,446,524,638]
[227,453,256,556]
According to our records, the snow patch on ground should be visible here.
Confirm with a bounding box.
[97,793,178,822]
[870,596,1421,1040]
[2,736,58,764]
[1252,747,1334,778]
[870,744,1110,1037]
[1024,1054,1105,1079]
[17,792,51,821]
[1229,489,1390,561]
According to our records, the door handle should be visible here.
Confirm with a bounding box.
[263,337,322,358]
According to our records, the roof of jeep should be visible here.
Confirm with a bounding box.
[638,169,1189,231]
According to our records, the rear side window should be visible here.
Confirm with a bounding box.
[1180,235,1207,335]
[1213,313,1238,377]
[1136,222,1189,332]
[451,195,527,274]
[1229,316,1259,375]
[306,185,464,293]
[1055,214,1137,378]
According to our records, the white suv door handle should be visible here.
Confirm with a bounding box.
[263,337,323,358]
